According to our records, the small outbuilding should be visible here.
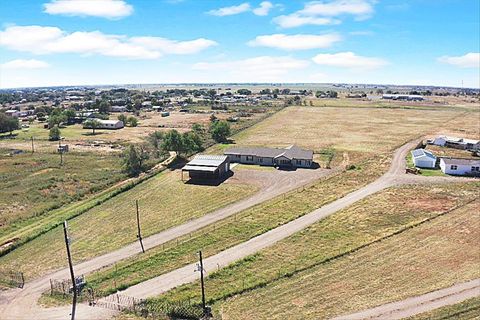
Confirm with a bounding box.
[440,158,480,176]
[182,155,230,181]
[411,149,437,168]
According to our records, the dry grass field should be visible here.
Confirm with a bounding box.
[210,105,479,165]
[218,199,479,320]
[146,182,479,319]
[0,150,125,229]
[0,169,256,279]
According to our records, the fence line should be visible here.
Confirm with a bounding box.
[0,270,24,288]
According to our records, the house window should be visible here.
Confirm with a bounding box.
[258,158,263,163]
[450,165,458,170]
[295,159,302,165]
[472,166,480,172]
[246,155,253,161]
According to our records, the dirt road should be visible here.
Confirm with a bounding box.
[0,138,476,319]
[332,278,480,319]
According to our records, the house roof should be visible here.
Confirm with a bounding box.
[225,145,313,160]
[98,120,122,125]
[441,158,480,166]
[411,149,436,160]
[436,135,479,145]
[186,155,228,167]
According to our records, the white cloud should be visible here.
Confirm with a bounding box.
[43,0,133,19]
[273,0,375,28]
[312,52,387,70]
[193,56,309,81]
[273,14,340,28]
[248,33,341,50]
[299,0,375,19]
[130,37,217,55]
[438,53,480,68]
[207,3,251,16]
[0,25,216,60]
[1,59,50,69]
[253,1,274,16]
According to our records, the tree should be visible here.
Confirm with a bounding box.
[63,109,76,124]
[0,113,19,135]
[84,119,101,135]
[162,129,184,155]
[49,125,61,141]
[237,89,252,95]
[118,114,127,124]
[210,120,231,143]
[48,113,67,128]
[191,123,205,135]
[122,145,149,177]
[147,131,164,158]
[127,116,138,127]
[98,100,110,114]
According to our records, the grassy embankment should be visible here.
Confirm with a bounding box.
[0,169,256,279]
[406,296,480,320]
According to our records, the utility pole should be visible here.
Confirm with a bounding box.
[63,221,77,320]
[198,251,206,315]
[136,200,145,253]
[31,136,34,153]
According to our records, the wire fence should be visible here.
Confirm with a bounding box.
[49,275,86,296]
[0,269,25,288]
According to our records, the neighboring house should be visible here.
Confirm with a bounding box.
[432,136,480,151]
[182,155,230,180]
[224,145,313,168]
[411,149,437,168]
[440,158,480,176]
[83,119,124,130]
[110,105,127,112]
[382,94,424,101]
[5,110,20,118]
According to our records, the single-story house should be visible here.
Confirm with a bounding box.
[440,158,480,176]
[224,145,313,168]
[432,136,480,151]
[411,149,437,168]
[110,106,127,112]
[382,94,424,101]
[5,110,20,118]
[83,119,124,130]
[182,155,230,180]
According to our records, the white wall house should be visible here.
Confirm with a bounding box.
[411,149,437,168]
[433,136,480,151]
[440,158,480,176]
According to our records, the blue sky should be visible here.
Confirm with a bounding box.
[0,0,479,88]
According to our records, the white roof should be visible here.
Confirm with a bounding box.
[99,120,122,125]
[187,155,228,167]
[411,149,436,160]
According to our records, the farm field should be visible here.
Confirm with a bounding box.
[0,169,256,279]
[147,183,479,319]
[0,149,126,230]
[406,296,480,320]
[209,105,480,165]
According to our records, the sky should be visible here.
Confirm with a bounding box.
[0,0,479,88]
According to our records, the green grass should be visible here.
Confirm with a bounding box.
[406,296,480,320]
[0,150,126,231]
[0,169,257,279]
[141,182,479,320]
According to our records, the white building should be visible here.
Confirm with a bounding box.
[411,149,437,168]
[432,136,480,151]
[5,110,20,118]
[83,119,124,130]
[440,158,480,176]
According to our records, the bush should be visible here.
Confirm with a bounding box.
[49,126,61,141]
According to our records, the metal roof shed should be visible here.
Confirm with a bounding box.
[182,155,230,181]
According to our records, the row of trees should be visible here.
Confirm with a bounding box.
[122,120,232,176]
[0,113,19,135]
